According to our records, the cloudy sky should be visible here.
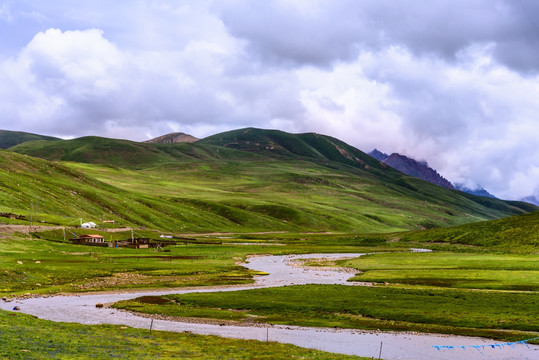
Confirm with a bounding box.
[0,0,538,201]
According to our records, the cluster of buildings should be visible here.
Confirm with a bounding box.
[71,220,175,249]
[71,234,151,249]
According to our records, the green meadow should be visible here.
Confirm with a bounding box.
[0,130,537,357]
[0,234,399,295]
[0,238,256,295]
[113,285,539,342]
[110,214,539,344]
[5,130,534,235]
[0,311,362,360]
[343,252,539,290]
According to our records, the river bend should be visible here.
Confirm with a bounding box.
[2,253,537,360]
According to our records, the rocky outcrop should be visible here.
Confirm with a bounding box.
[383,153,455,190]
[144,132,198,144]
[368,149,389,161]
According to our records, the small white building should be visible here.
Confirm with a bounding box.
[81,222,97,229]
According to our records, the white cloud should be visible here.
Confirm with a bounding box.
[0,26,304,139]
[0,2,12,22]
[290,45,539,200]
[295,61,404,151]
[216,0,539,72]
[0,1,538,201]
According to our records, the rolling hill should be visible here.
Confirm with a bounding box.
[199,128,385,170]
[5,128,536,233]
[9,136,265,169]
[0,149,321,232]
[0,130,60,149]
[397,211,539,252]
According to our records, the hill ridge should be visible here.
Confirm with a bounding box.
[4,128,536,233]
[0,129,60,149]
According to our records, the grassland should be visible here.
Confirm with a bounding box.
[109,212,538,343]
[204,211,539,254]
[113,285,539,342]
[0,311,362,360]
[6,129,535,235]
[0,214,537,358]
[1,128,538,357]
[395,210,539,252]
[0,237,266,295]
[342,252,539,290]
[1,211,536,297]
[0,234,403,296]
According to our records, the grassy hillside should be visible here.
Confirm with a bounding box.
[5,128,536,233]
[10,127,395,174]
[199,127,384,169]
[0,150,177,229]
[66,158,536,233]
[9,136,264,169]
[396,211,539,252]
[0,129,59,149]
[0,151,328,232]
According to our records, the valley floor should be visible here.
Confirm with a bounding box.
[3,253,538,360]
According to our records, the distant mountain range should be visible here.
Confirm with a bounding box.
[454,184,497,199]
[521,195,539,206]
[369,149,389,162]
[368,149,498,199]
[369,149,454,190]
[384,153,455,190]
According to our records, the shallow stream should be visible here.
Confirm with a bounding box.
[1,253,537,360]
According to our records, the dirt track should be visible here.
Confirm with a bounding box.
[0,225,63,235]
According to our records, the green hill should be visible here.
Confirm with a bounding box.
[198,127,384,169]
[11,127,388,171]
[397,211,539,252]
[0,129,59,149]
[5,129,536,233]
[0,150,317,232]
[9,136,264,169]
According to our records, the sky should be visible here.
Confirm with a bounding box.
[0,0,538,201]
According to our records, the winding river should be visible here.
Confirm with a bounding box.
[2,253,537,360]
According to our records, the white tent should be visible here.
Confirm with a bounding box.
[81,222,97,228]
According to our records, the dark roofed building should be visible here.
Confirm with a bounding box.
[71,234,109,247]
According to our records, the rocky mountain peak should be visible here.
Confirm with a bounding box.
[368,149,389,161]
[369,150,455,190]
